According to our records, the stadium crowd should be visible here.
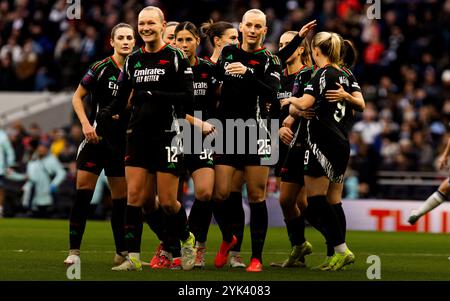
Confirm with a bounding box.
[0,0,450,211]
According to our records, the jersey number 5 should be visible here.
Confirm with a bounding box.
[333,101,346,122]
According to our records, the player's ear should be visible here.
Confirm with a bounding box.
[110,38,114,48]
[214,36,220,48]
[239,22,243,33]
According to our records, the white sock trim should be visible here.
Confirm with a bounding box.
[334,243,348,254]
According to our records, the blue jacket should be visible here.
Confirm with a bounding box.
[0,130,15,176]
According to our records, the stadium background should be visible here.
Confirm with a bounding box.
[1,0,450,282]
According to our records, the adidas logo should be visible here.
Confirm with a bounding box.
[109,75,117,81]
[207,160,213,165]
[134,61,142,68]
[125,233,135,239]
[226,54,233,60]
[167,163,176,169]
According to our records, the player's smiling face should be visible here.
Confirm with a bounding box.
[240,13,267,48]
[175,29,199,59]
[138,10,164,44]
[111,27,135,56]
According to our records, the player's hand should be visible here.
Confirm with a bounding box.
[299,20,317,38]
[280,98,291,108]
[437,154,449,170]
[225,62,248,75]
[282,115,295,128]
[112,114,120,120]
[326,83,349,102]
[81,122,99,144]
[279,127,294,145]
[202,121,216,136]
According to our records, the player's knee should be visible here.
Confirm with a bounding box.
[213,187,230,202]
[279,196,295,209]
[195,189,213,201]
[247,190,265,202]
[161,203,177,215]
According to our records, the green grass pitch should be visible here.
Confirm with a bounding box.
[1,218,450,281]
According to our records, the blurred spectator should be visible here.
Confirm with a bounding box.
[9,142,66,218]
[0,0,449,201]
[0,126,15,217]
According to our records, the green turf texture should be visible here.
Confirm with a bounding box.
[1,218,449,281]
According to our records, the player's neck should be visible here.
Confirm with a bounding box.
[112,53,125,69]
[144,39,166,53]
[189,55,197,66]
[241,41,260,52]
[210,49,220,63]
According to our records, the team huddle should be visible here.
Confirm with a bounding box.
[63,5,364,273]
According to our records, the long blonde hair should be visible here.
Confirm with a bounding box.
[312,32,341,65]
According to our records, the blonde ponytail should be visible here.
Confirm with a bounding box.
[312,31,341,65]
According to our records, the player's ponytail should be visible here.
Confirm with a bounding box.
[312,31,341,65]
[340,39,357,68]
[200,20,235,47]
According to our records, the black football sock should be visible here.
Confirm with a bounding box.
[229,192,245,252]
[124,205,143,253]
[212,200,233,242]
[111,197,127,254]
[249,201,268,262]
[188,199,212,243]
[69,189,94,250]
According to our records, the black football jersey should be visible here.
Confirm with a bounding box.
[80,56,122,125]
[110,44,194,135]
[303,65,353,142]
[191,57,219,120]
[216,44,282,121]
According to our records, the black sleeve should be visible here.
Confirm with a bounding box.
[79,62,100,91]
[276,34,303,63]
[243,55,281,100]
[303,69,323,100]
[348,73,362,93]
[103,57,132,115]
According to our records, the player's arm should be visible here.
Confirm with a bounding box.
[277,20,316,62]
[99,58,133,120]
[325,83,365,112]
[226,57,281,99]
[285,94,315,111]
[72,84,99,143]
[437,136,450,170]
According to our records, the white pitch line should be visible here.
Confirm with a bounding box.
[4,250,450,257]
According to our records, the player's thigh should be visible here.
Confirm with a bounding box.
[327,182,344,205]
[304,175,330,197]
[125,166,152,206]
[156,171,180,211]
[231,169,245,192]
[76,170,99,190]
